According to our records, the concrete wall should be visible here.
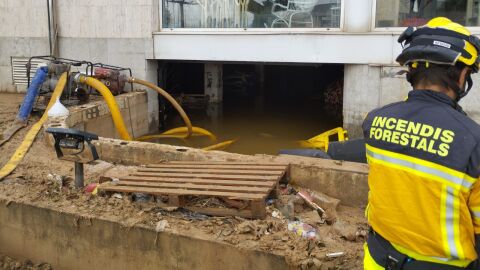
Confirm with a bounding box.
[343,64,409,137]
[0,198,290,270]
[55,0,159,79]
[0,0,158,86]
[459,76,480,122]
[343,64,480,138]
[0,0,49,92]
[60,91,150,139]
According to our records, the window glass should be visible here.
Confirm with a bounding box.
[376,0,479,28]
[162,0,341,28]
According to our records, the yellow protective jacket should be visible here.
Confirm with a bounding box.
[363,89,480,267]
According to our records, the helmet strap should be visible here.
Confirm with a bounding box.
[458,72,473,100]
[406,72,413,84]
[451,69,473,101]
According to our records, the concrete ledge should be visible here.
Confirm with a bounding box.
[49,91,150,139]
[0,197,291,270]
[93,139,369,207]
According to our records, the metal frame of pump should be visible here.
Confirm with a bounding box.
[88,62,134,95]
[27,56,93,106]
[26,56,134,109]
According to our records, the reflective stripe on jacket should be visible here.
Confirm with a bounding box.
[363,89,480,267]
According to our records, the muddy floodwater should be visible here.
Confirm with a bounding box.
[160,97,341,155]
[155,63,345,154]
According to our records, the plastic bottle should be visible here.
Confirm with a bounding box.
[287,221,317,240]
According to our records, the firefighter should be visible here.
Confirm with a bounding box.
[363,17,480,269]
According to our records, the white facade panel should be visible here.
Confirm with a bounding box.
[343,0,372,32]
[153,33,402,64]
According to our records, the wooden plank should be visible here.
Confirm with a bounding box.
[184,206,255,219]
[114,181,271,193]
[130,172,279,181]
[147,164,288,170]
[98,185,266,200]
[137,168,285,176]
[119,176,277,187]
[164,161,289,166]
[250,200,267,219]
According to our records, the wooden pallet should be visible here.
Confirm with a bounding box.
[98,161,289,219]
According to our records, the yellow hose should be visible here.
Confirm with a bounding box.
[135,134,189,141]
[81,76,216,145]
[136,127,217,142]
[128,77,193,138]
[77,75,132,141]
[202,139,237,151]
[162,127,217,142]
[0,73,68,181]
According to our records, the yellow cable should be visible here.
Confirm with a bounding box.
[77,75,132,141]
[0,73,67,181]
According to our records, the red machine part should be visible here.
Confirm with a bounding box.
[93,68,126,95]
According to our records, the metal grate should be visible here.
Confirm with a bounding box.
[11,57,47,85]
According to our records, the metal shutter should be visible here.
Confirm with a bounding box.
[11,57,46,85]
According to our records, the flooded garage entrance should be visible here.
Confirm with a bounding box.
[158,62,344,155]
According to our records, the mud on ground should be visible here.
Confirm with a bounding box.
[0,254,52,270]
[0,93,366,270]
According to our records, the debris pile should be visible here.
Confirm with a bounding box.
[128,183,368,269]
[324,79,343,118]
[89,177,367,269]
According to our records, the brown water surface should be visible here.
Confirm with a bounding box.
[158,98,340,155]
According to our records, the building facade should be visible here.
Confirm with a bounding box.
[1,0,480,137]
